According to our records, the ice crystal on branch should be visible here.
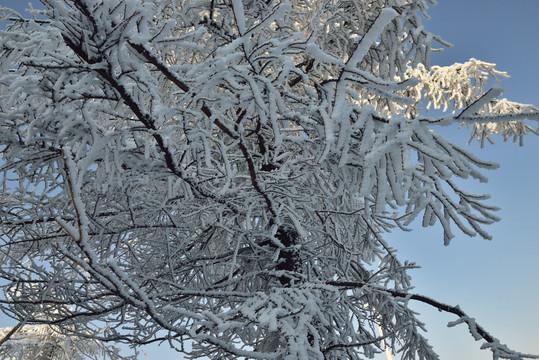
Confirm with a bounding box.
[405,59,539,145]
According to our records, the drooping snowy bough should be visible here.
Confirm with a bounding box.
[1,1,538,359]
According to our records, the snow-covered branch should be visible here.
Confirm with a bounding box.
[0,0,536,359]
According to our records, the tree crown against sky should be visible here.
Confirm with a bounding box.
[0,323,119,360]
[0,0,538,359]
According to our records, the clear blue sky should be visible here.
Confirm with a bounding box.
[1,1,537,360]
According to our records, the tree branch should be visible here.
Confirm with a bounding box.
[0,321,24,347]
[327,280,538,359]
